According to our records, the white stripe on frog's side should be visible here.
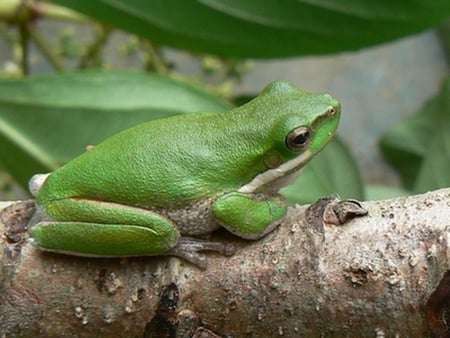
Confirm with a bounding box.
[238,149,313,194]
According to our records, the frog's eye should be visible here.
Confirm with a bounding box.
[286,126,311,152]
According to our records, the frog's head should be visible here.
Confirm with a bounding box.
[238,81,341,194]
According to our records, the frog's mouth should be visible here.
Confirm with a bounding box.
[238,149,313,194]
[239,100,339,195]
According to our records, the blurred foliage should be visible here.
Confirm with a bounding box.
[0,0,449,202]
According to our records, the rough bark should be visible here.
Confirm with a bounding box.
[0,188,449,337]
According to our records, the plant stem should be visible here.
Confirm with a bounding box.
[78,24,112,69]
[27,23,65,71]
[18,23,29,75]
[142,40,168,74]
[33,1,90,23]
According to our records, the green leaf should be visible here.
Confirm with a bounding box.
[0,71,231,188]
[364,185,410,201]
[281,137,364,205]
[379,102,437,189]
[52,0,450,58]
[379,77,450,192]
[414,81,450,193]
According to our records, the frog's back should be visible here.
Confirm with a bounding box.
[36,110,268,209]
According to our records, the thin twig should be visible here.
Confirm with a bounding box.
[78,24,112,69]
[18,23,29,74]
[142,39,168,74]
[26,22,65,71]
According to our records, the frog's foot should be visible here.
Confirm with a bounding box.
[167,237,235,270]
[306,194,368,227]
[212,192,287,240]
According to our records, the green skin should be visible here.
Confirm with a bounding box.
[29,80,340,268]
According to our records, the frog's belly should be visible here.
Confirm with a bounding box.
[159,198,220,236]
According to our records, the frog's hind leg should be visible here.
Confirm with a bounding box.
[31,198,180,257]
[31,199,236,268]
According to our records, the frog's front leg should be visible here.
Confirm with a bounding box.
[212,192,287,240]
[30,199,232,268]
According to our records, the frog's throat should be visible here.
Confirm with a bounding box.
[238,149,313,194]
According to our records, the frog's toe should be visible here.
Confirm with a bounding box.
[167,237,236,269]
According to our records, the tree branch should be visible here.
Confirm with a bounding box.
[1,188,449,337]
